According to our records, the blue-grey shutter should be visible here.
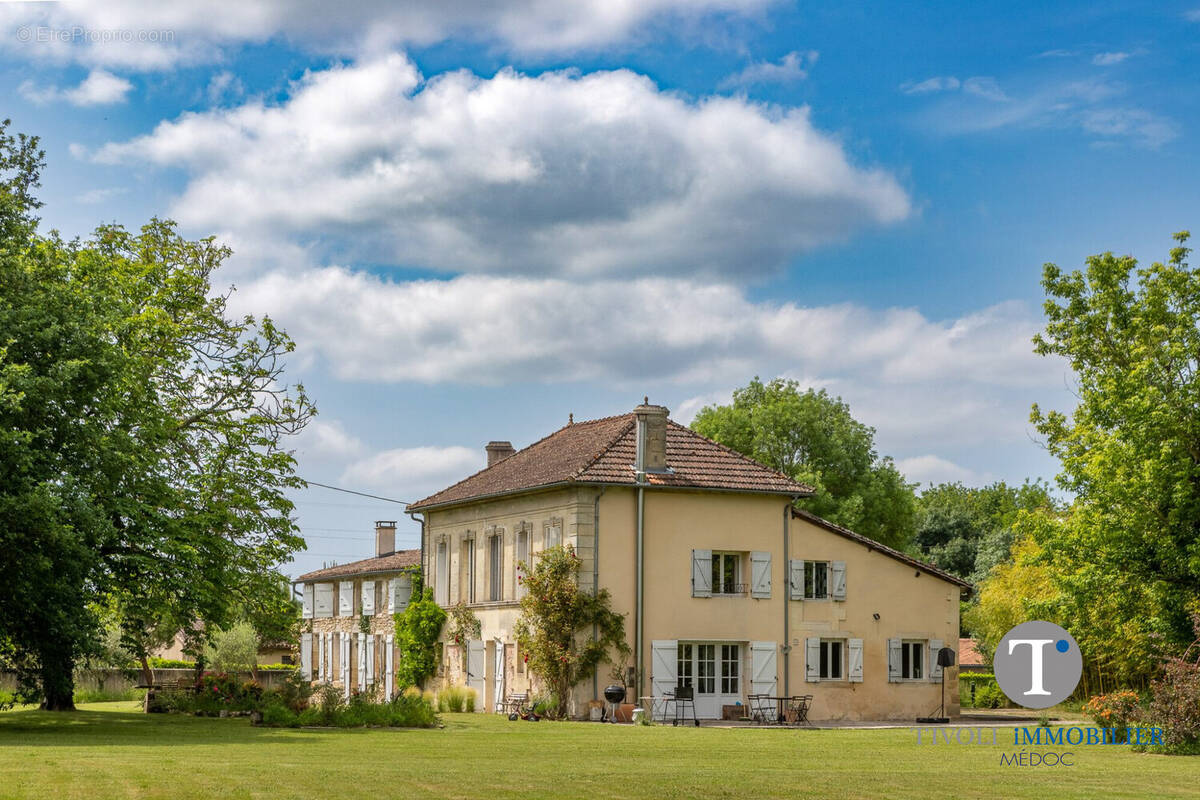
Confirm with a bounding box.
[929,639,944,682]
[848,638,864,683]
[692,549,712,598]
[805,637,820,682]
[751,551,772,598]
[831,560,846,600]
[888,638,902,682]
[788,559,804,600]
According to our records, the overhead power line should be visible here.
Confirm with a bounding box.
[300,479,410,506]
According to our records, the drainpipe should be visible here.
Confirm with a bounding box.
[408,511,426,589]
[782,501,790,697]
[592,486,606,701]
[635,481,645,700]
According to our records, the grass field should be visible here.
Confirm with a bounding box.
[1,703,1197,799]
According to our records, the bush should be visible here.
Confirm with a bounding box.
[436,685,476,713]
[973,684,1006,709]
[149,657,195,669]
[530,691,561,718]
[205,622,259,673]
[1146,653,1200,752]
[0,689,15,710]
[1084,690,1142,742]
[263,685,438,729]
[959,674,1006,708]
[160,672,263,715]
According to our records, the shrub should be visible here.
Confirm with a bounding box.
[1146,654,1200,752]
[1084,690,1142,742]
[0,689,15,710]
[973,684,1005,709]
[437,685,475,713]
[205,622,259,673]
[261,685,438,728]
[530,691,561,718]
[149,657,196,669]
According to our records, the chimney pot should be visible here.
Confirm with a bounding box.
[374,520,396,558]
[485,440,516,467]
[633,400,669,474]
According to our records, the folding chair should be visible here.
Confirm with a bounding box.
[748,694,772,725]
[671,684,699,727]
[789,695,813,726]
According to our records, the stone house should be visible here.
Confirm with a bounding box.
[294,523,419,699]
[405,401,971,721]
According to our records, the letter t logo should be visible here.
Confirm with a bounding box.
[1008,639,1054,695]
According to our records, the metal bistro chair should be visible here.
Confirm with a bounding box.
[671,684,700,727]
[788,695,813,727]
[748,693,773,725]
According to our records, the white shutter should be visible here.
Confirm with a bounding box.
[302,584,314,618]
[385,635,394,699]
[300,632,312,680]
[691,550,712,598]
[338,581,354,616]
[341,635,350,698]
[314,583,333,618]
[317,632,325,682]
[357,633,366,690]
[750,641,778,695]
[788,559,804,600]
[805,637,820,683]
[493,641,505,712]
[651,640,678,697]
[387,579,396,614]
[888,638,902,682]
[831,561,846,601]
[929,639,944,682]
[848,638,864,683]
[466,639,486,709]
[361,580,375,616]
[751,551,772,598]
[393,573,413,611]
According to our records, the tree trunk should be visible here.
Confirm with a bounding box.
[139,654,154,688]
[38,641,76,711]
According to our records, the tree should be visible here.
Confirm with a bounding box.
[205,622,260,673]
[513,546,629,719]
[0,123,314,709]
[1030,232,1200,668]
[691,377,916,548]
[393,573,446,690]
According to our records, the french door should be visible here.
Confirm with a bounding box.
[677,642,741,718]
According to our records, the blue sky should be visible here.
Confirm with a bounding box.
[3,1,1195,576]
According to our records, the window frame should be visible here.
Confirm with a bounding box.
[901,640,925,680]
[487,531,503,603]
[710,551,742,595]
[720,644,740,694]
[819,638,844,681]
[804,560,830,600]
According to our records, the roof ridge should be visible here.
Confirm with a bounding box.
[666,420,815,494]
[571,415,637,480]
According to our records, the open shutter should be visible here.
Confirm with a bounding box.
[651,640,678,697]
[691,549,712,598]
[300,632,312,680]
[788,559,804,600]
[805,637,820,683]
[385,635,394,699]
[341,635,350,698]
[929,639,944,682]
[848,638,864,683]
[361,580,375,616]
[888,638,902,682]
[302,584,314,618]
[466,640,486,709]
[831,561,846,601]
[493,640,505,712]
[387,579,396,613]
[338,581,354,616]
[751,551,772,598]
[357,633,366,690]
[751,641,778,695]
[393,573,413,612]
[317,632,326,681]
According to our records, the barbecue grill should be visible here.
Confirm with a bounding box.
[603,684,626,723]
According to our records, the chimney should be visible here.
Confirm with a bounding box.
[634,398,669,475]
[485,440,515,467]
[375,521,396,557]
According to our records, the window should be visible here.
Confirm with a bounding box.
[710,552,741,594]
[677,643,694,688]
[515,527,529,599]
[461,538,476,604]
[804,561,829,599]
[902,641,924,680]
[436,541,449,605]
[696,644,716,693]
[720,644,740,694]
[544,521,562,550]
[488,533,502,602]
[819,639,843,680]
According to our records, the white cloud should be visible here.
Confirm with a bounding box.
[895,455,984,487]
[77,186,128,204]
[293,419,367,463]
[205,70,244,104]
[1,0,775,69]
[89,54,910,281]
[1092,51,1130,66]
[900,75,1006,101]
[899,76,960,95]
[1080,108,1178,149]
[340,445,484,497]
[961,76,1008,102]
[719,50,817,88]
[18,68,133,106]
[1187,9,1200,22]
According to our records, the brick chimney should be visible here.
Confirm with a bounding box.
[375,520,396,557]
[486,440,515,467]
[634,398,669,474]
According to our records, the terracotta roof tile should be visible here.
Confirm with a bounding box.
[296,549,420,582]
[959,637,986,666]
[407,413,812,511]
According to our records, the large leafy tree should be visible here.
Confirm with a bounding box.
[0,123,313,709]
[691,377,916,548]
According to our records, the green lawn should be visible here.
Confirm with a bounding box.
[1,703,1197,799]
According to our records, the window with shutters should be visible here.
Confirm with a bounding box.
[709,552,743,595]
[488,532,502,602]
[804,561,829,599]
[819,639,843,680]
[515,526,529,599]
[720,644,740,693]
[902,640,925,680]
[436,540,449,606]
[543,519,563,550]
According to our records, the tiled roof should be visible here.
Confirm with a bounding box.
[959,637,986,667]
[791,508,974,592]
[407,413,812,511]
[296,549,420,582]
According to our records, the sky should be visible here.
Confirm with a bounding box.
[2,1,1196,578]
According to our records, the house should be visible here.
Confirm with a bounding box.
[958,637,988,672]
[404,401,971,720]
[294,524,420,698]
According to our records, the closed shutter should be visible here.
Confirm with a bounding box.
[314,583,333,618]
[393,573,413,611]
[302,584,314,618]
[339,581,354,616]
[805,637,820,683]
[387,579,396,614]
[300,632,312,680]
[651,640,678,697]
[691,549,712,598]
[788,559,804,600]
[929,639,944,682]
[750,641,778,695]
[466,639,486,710]
[751,551,772,598]
[848,638,864,683]
[888,638,902,682]
[361,581,375,616]
[831,561,846,601]
[385,635,394,699]
[317,633,325,681]
[493,640,505,712]
[341,635,350,698]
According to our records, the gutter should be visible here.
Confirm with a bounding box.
[782,495,801,697]
[408,511,426,590]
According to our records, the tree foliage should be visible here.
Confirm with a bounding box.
[0,122,313,709]
[393,573,447,690]
[691,377,916,548]
[513,546,629,719]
